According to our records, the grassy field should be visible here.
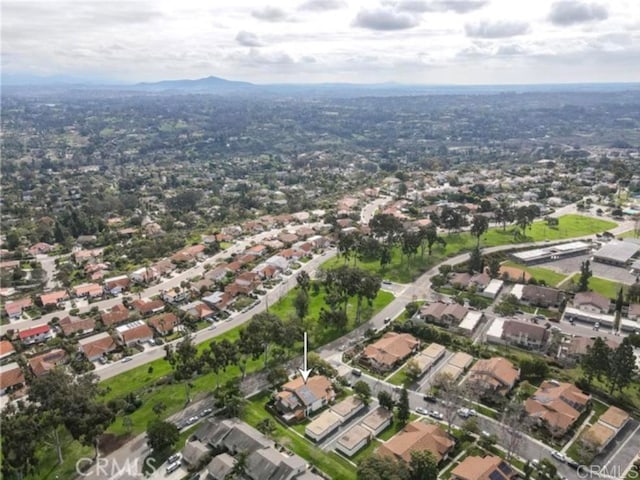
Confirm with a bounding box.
[559,274,626,300]
[243,393,357,480]
[501,261,568,287]
[268,286,395,347]
[325,215,617,283]
[349,438,382,464]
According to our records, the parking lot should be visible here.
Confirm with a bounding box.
[538,254,637,284]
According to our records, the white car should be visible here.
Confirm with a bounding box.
[457,408,477,418]
[428,410,444,420]
[551,450,566,463]
[416,407,429,415]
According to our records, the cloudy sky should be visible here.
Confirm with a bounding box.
[2,0,640,84]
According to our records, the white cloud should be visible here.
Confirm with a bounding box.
[353,7,420,30]
[1,0,638,84]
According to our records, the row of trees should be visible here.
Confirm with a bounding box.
[582,336,638,394]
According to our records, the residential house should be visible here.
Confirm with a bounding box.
[147,312,180,336]
[116,320,154,346]
[360,406,393,435]
[305,410,342,442]
[439,352,475,381]
[28,242,54,255]
[234,271,261,292]
[40,290,69,308]
[59,315,96,336]
[330,395,365,422]
[101,303,129,327]
[181,440,210,467]
[73,248,103,265]
[28,349,67,376]
[161,288,190,304]
[253,263,279,280]
[4,297,32,320]
[377,421,455,463]
[629,303,640,321]
[0,340,16,360]
[582,406,631,453]
[481,279,504,299]
[502,320,550,350]
[420,302,469,326]
[180,300,215,321]
[265,255,289,272]
[18,324,52,345]
[0,362,25,395]
[130,266,159,284]
[78,332,117,361]
[520,285,564,308]
[195,418,317,480]
[73,283,103,299]
[130,298,165,316]
[451,455,517,480]
[359,332,420,373]
[559,336,620,365]
[573,292,611,314]
[278,232,299,246]
[336,424,372,457]
[103,275,130,295]
[468,357,520,396]
[205,265,228,282]
[189,277,215,296]
[171,244,206,264]
[412,343,447,376]
[524,380,590,437]
[274,375,336,422]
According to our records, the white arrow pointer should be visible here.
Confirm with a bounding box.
[298,331,312,384]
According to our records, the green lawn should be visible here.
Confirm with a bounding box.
[349,438,382,464]
[26,431,94,480]
[242,393,357,480]
[377,414,418,441]
[560,274,626,300]
[501,261,568,287]
[324,215,616,283]
[386,366,409,386]
[268,286,395,347]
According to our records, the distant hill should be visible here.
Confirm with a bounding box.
[133,75,255,92]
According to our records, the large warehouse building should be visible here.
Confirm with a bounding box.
[593,240,640,267]
[510,241,592,265]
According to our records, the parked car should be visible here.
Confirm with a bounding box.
[416,407,429,415]
[351,369,362,377]
[166,462,180,474]
[423,394,437,403]
[384,317,391,324]
[121,357,132,363]
[566,459,580,469]
[457,408,476,418]
[428,410,444,420]
[201,408,213,416]
[551,450,566,463]
[167,453,181,464]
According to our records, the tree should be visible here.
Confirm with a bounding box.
[357,453,409,480]
[403,359,422,387]
[468,246,483,274]
[169,333,203,381]
[495,201,513,231]
[256,418,276,439]
[214,379,246,418]
[628,280,640,303]
[500,400,529,461]
[488,257,501,278]
[615,286,624,313]
[307,352,337,378]
[578,259,592,292]
[397,387,410,426]
[353,380,372,405]
[609,337,637,394]
[1,403,41,479]
[408,450,438,480]
[378,390,395,410]
[519,358,549,384]
[582,337,612,386]
[226,450,249,479]
[296,270,311,295]
[432,372,460,433]
[146,419,179,454]
[470,215,489,247]
[420,225,441,257]
[494,294,520,316]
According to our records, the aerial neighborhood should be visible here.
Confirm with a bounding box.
[1,89,640,480]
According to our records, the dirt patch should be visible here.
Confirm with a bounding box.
[99,432,132,455]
